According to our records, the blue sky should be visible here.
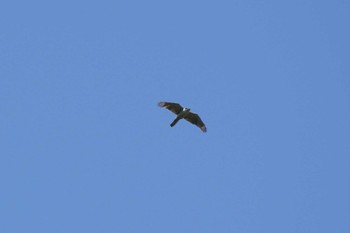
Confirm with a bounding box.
[1,1,349,232]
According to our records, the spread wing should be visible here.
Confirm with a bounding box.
[184,112,207,132]
[158,102,183,115]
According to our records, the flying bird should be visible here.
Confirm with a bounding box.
[158,102,207,132]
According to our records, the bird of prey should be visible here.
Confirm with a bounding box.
[158,102,207,132]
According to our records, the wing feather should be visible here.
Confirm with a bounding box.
[184,112,207,132]
[158,102,183,115]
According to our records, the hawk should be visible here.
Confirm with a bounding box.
[158,102,207,132]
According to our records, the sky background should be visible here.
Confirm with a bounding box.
[1,0,349,232]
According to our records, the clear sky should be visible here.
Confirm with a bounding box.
[1,1,349,232]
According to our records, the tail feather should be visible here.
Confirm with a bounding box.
[170,118,180,127]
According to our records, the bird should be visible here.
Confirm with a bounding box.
[158,102,207,132]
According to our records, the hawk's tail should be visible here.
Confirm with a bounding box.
[170,118,180,127]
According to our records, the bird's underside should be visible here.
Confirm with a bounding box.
[158,101,207,132]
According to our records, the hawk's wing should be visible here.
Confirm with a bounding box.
[158,102,183,115]
[184,112,207,132]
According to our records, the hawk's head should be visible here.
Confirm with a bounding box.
[183,107,191,112]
